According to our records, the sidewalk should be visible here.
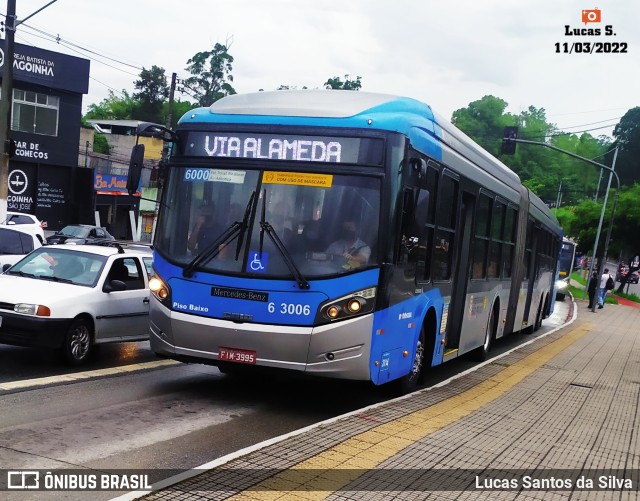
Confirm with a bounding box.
[121,298,640,500]
[570,278,640,309]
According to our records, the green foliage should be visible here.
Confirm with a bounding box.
[184,43,236,106]
[551,206,576,235]
[451,95,514,156]
[164,99,196,129]
[324,75,362,90]
[613,107,640,186]
[93,133,110,155]
[85,90,140,120]
[133,65,169,123]
[451,96,613,207]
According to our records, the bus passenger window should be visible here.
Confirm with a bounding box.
[433,230,453,281]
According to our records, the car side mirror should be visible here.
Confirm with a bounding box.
[103,279,127,293]
[2,264,11,272]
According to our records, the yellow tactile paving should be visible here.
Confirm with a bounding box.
[226,323,593,500]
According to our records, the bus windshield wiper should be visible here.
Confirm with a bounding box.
[258,191,309,289]
[183,193,256,278]
[260,221,309,289]
[234,191,256,260]
[183,223,241,278]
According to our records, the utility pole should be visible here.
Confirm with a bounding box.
[0,0,17,224]
[150,72,176,242]
[0,0,58,224]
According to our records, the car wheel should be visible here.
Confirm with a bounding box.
[61,318,93,365]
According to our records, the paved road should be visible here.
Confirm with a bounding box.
[0,301,570,501]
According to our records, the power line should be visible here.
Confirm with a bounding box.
[556,117,621,130]
[19,22,144,71]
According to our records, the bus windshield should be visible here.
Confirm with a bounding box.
[154,166,381,278]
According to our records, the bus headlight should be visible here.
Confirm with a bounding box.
[318,287,376,323]
[149,275,172,305]
[555,279,568,292]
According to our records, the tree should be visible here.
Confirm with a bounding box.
[163,99,196,129]
[93,133,110,155]
[451,96,611,207]
[324,75,362,90]
[133,65,169,123]
[612,107,640,186]
[277,85,308,90]
[184,43,236,106]
[452,95,516,156]
[84,90,139,120]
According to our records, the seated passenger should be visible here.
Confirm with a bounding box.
[325,218,370,269]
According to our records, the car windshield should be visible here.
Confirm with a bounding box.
[7,247,108,287]
[155,168,381,278]
[59,226,90,238]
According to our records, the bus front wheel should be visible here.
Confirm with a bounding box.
[392,326,425,395]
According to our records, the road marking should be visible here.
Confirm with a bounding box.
[0,359,179,391]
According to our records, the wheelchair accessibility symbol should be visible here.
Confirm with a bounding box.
[247,251,268,272]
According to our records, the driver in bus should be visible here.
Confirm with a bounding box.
[326,217,370,269]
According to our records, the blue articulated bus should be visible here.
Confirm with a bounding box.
[135,90,562,393]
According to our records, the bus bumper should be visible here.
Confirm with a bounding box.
[149,305,373,381]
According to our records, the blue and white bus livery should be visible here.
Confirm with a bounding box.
[133,90,562,393]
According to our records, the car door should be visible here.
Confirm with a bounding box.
[93,256,150,341]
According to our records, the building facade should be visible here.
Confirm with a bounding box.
[1,41,91,231]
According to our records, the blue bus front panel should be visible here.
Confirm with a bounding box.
[149,299,374,380]
[149,256,380,380]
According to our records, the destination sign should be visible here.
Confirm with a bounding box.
[183,132,383,165]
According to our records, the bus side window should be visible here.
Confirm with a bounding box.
[432,174,458,281]
[472,194,492,279]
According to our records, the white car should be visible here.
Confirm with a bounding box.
[1,211,46,243]
[0,243,153,365]
[0,226,43,271]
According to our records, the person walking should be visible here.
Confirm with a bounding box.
[587,271,598,310]
[597,268,613,309]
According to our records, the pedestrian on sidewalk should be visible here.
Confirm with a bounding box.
[597,268,613,309]
[588,271,598,309]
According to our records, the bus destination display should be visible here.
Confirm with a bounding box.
[184,132,382,165]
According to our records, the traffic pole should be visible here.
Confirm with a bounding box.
[0,0,17,224]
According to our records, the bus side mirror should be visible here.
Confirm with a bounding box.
[127,144,145,195]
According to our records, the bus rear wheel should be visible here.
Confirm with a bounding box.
[471,306,496,362]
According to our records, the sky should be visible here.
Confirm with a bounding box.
[6,0,639,139]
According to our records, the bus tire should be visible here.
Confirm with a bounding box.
[533,298,544,332]
[471,304,497,362]
[393,326,425,395]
